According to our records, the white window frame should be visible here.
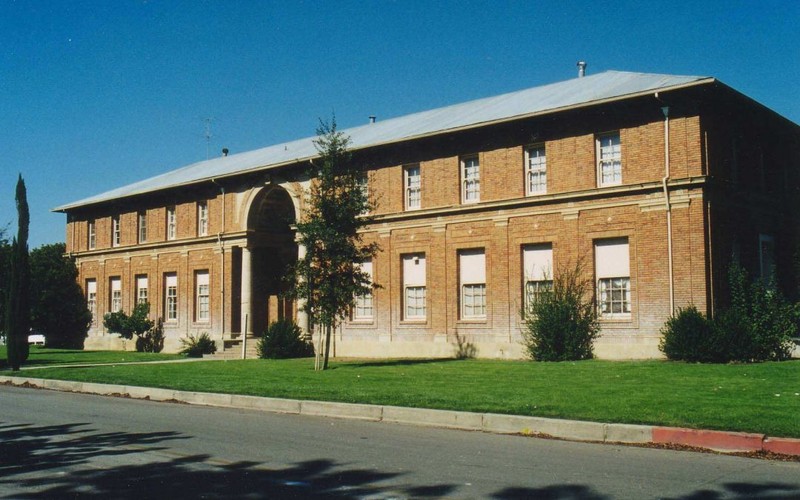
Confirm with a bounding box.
[353,259,374,320]
[595,238,631,318]
[404,164,421,210]
[459,249,487,319]
[195,271,210,322]
[523,244,553,312]
[110,277,122,313]
[166,206,176,241]
[88,220,96,250]
[525,145,547,196]
[597,132,622,187]
[402,254,426,320]
[136,275,148,305]
[461,156,480,203]
[138,211,147,243]
[86,279,97,324]
[197,202,208,237]
[165,273,178,321]
[111,216,121,247]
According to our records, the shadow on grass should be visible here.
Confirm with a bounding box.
[339,358,464,369]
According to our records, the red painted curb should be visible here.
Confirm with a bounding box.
[653,427,764,452]
[763,437,800,456]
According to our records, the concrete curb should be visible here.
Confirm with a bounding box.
[2,375,797,457]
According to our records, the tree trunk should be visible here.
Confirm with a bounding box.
[323,322,332,370]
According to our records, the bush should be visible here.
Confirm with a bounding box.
[104,302,164,353]
[180,332,217,358]
[521,261,599,361]
[659,306,721,363]
[257,319,314,359]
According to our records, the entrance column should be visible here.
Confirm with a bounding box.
[295,240,309,335]
[241,245,253,335]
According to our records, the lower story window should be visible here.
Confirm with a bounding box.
[354,293,373,320]
[165,274,178,321]
[597,277,631,315]
[404,286,426,319]
[525,280,553,310]
[461,283,486,318]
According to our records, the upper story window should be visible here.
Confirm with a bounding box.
[166,206,176,241]
[87,220,96,250]
[525,145,547,195]
[459,249,486,319]
[402,253,426,320]
[197,201,208,237]
[404,164,421,210]
[595,237,631,318]
[461,156,480,203]
[138,211,147,243]
[357,174,370,215]
[597,132,622,187]
[353,259,374,320]
[523,244,553,313]
[111,216,121,247]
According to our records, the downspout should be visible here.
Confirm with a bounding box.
[658,100,675,314]
[211,178,226,346]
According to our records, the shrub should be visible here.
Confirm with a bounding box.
[180,332,217,358]
[257,319,314,359]
[659,306,721,362]
[521,261,599,361]
[104,302,164,353]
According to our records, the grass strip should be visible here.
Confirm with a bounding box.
[0,345,183,368]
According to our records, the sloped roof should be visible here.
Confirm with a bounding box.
[54,70,712,211]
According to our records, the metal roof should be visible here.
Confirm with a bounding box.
[54,70,712,212]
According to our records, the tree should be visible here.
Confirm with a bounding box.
[30,243,91,348]
[0,226,10,342]
[288,118,379,370]
[5,174,31,370]
[103,302,164,353]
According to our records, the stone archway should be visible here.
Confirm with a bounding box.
[244,185,298,336]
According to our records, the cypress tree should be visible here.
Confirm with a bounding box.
[5,174,30,370]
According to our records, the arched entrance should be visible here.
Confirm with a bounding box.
[245,185,298,336]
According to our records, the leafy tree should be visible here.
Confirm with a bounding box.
[5,175,31,370]
[30,243,91,348]
[287,118,379,370]
[103,302,164,353]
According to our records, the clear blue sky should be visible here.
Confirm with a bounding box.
[1,0,798,248]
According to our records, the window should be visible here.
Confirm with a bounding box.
[759,234,775,283]
[136,275,148,305]
[595,238,631,318]
[402,254,426,320]
[88,220,96,250]
[138,211,147,243]
[111,216,121,247]
[357,174,370,215]
[523,244,553,311]
[353,259,374,320]
[525,145,547,195]
[197,202,208,236]
[195,271,210,321]
[404,164,421,210]
[86,279,97,324]
[165,273,178,321]
[109,277,122,313]
[597,132,622,186]
[459,249,486,319]
[166,206,176,240]
[461,156,480,203]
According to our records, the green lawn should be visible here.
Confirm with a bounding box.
[0,345,183,369]
[5,353,799,438]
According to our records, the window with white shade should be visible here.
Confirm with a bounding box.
[353,259,374,320]
[461,156,480,203]
[86,279,97,323]
[459,249,486,319]
[523,244,553,311]
[595,238,631,318]
[759,234,775,284]
[197,202,208,236]
[138,211,147,243]
[87,220,96,250]
[109,277,122,313]
[164,273,178,321]
[402,254,426,320]
[195,271,209,321]
[597,132,622,186]
[404,164,421,210]
[525,145,547,195]
[166,206,176,240]
[136,275,148,305]
[111,216,121,247]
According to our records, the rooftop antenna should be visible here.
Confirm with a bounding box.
[204,117,214,159]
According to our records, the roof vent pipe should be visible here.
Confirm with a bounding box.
[369,115,376,124]
[222,148,229,157]
[577,61,587,78]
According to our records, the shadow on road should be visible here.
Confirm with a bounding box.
[1,420,797,499]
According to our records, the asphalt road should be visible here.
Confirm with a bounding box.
[1,385,798,499]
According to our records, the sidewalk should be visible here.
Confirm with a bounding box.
[2,372,798,458]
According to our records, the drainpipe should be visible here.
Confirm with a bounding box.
[659,103,675,315]
[211,178,226,347]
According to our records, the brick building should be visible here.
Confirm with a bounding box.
[55,70,800,359]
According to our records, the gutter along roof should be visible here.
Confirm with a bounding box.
[54,70,712,212]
